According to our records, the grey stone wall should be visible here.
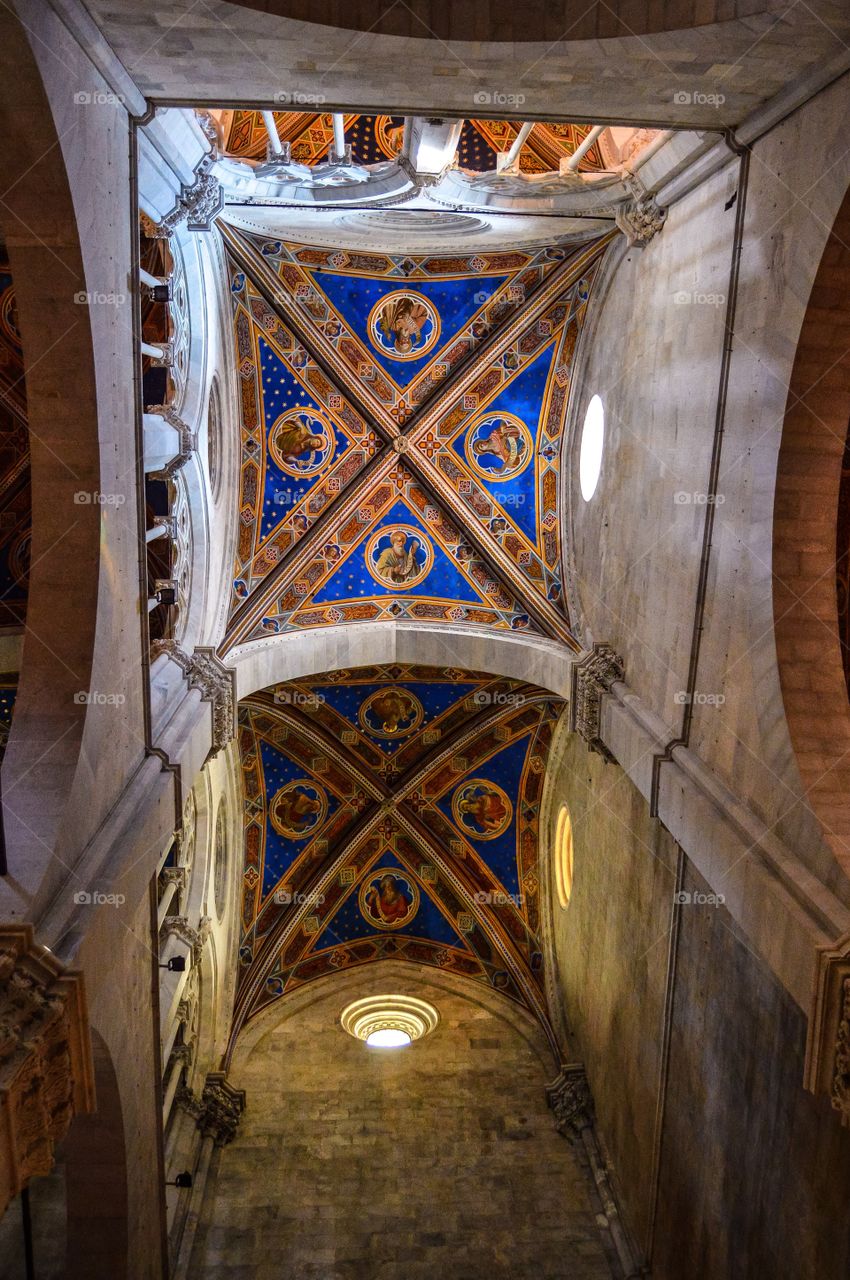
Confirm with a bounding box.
[192,978,614,1280]
[548,731,850,1279]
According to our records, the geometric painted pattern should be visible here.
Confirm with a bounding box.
[222,110,606,174]
[223,227,613,652]
[233,664,562,1050]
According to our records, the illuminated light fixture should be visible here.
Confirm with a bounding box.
[555,805,575,909]
[579,394,605,501]
[340,994,439,1049]
[366,1028,411,1049]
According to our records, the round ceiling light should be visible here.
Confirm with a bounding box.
[366,1028,412,1048]
[340,994,439,1048]
[579,394,605,501]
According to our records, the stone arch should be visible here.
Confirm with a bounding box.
[0,10,112,917]
[773,182,850,879]
[64,1030,129,1280]
[228,622,578,702]
[220,0,778,42]
[231,957,556,1073]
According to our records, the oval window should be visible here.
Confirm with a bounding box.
[555,805,575,908]
[579,394,604,501]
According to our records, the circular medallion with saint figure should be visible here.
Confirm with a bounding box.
[366,525,434,590]
[358,868,419,930]
[451,778,513,841]
[269,407,336,478]
[270,779,328,840]
[367,290,440,361]
[359,687,425,738]
[465,412,533,482]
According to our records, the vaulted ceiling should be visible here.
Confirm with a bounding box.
[232,664,562,1051]
[223,110,606,173]
[221,225,612,652]
[223,219,611,1048]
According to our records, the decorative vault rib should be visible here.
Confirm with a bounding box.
[222,227,612,651]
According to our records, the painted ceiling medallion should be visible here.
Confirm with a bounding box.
[368,290,440,360]
[269,407,336,477]
[452,778,513,840]
[270,779,328,839]
[366,525,433,589]
[359,868,420,930]
[358,686,424,737]
[465,412,533,482]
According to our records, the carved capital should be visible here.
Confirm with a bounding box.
[149,341,174,368]
[151,644,236,756]
[198,1071,246,1147]
[174,1084,203,1120]
[171,1041,194,1067]
[195,111,221,154]
[805,933,850,1125]
[615,180,667,247]
[546,1065,595,1142]
[569,643,624,759]
[161,866,187,892]
[162,915,212,967]
[157,155,224,236]
[150,515,177,541]
[145,405,197,479]
[0,927,95,1213]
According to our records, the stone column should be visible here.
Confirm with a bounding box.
[172,1073,246,1280]
[496,121,534,172]
[0,926,95,1214]
[547,1066,647,1278]
[157,867,187,928]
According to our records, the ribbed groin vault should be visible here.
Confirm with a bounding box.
[1,3,850,1277]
